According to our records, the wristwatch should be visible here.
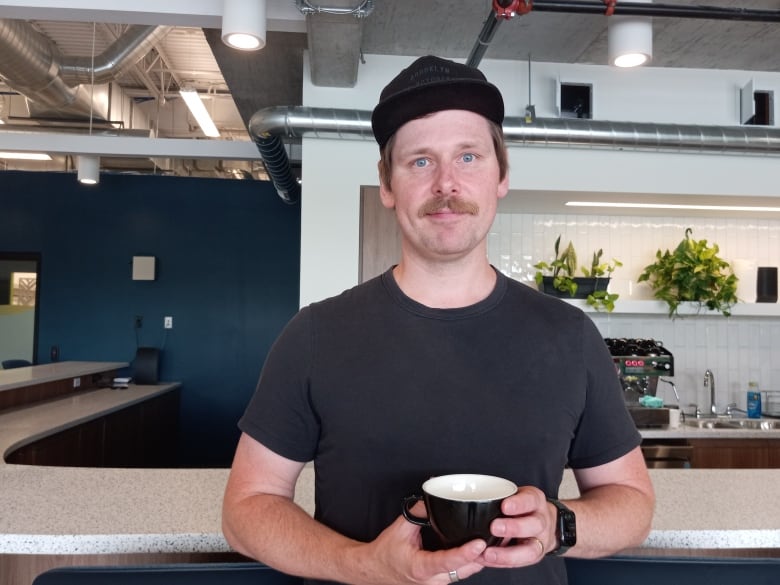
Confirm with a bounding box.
[546,498,577,556]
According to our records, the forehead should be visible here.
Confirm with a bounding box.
[392,110,493,153]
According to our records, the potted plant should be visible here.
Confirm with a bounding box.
[534,235,622,312]
[638,227,738,318]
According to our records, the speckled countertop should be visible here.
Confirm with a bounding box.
[0,361,128,392]
[641,423,780,440]
[1,372,779,556]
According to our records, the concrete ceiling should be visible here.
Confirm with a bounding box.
[1,0,780,179]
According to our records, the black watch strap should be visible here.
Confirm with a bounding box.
[546,498,577,556]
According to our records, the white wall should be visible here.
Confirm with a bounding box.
[298,54,780,411]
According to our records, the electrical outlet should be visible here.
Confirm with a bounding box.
[73,377,81,388]
[135,315,143,329]
[164,316,173,329]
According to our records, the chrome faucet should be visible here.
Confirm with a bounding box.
[704,369,717,416]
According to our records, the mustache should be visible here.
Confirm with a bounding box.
[418,196,480,218]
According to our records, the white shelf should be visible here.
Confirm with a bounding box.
[565,299,780,317]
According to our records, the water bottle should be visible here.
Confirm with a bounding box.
[747,381,762,419]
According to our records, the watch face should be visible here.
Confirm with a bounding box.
[560,509,577,546]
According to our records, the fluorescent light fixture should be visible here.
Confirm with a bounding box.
[179,88,220,138]
[566,201,780,213]
[608,0,653,68]
[77,155,100,185]
[222,0,266,50]
[0,151,52,160]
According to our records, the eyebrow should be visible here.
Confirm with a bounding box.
[398,140,489,159]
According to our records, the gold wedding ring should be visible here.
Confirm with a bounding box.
[448,569,460,583]
[527,536,545,556]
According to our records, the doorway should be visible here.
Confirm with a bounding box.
[0,252,40,365]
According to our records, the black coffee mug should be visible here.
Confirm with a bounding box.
[756,267,778,303]
[402,474,517,548]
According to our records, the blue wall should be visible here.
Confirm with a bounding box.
[0,170,301,466]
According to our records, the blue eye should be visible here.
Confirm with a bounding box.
[414,158,429,168]
[462,153,475,163]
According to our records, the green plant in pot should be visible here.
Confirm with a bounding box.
[534,235,622,312]
[638,227,738,318]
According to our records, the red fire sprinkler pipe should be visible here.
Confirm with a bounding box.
[468,1,533,66]
[492,0,533,19]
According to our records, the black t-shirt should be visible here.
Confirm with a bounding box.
[239,268,640,585]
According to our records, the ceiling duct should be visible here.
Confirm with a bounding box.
[0,124,151,138]
[250,106,780,202]
[297,1,375,87]
[0,19,169,120]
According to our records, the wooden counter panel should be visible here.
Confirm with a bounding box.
[0,551,246,585]
[0,372,116,413]
[688,439,780,469]
[5,389,179,468]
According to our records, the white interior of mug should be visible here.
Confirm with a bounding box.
[422,474,517,502]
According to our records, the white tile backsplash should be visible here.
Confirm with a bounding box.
[489,213,780,413]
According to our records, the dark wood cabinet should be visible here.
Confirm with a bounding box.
[6,390,179,467]
[688,439,772,468]
[643,438,780,469]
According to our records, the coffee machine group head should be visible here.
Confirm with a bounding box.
[604,338,674,404]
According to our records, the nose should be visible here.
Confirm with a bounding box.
[432,162,459,196]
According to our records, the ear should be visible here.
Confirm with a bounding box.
[497,171,509,200]
[378,161,396,209]
[497,151,509,200]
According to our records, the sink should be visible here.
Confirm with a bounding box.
[683,418,780,430]
[729,418,780,430]
[684,419,741,429]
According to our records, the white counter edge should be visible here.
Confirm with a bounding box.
[3,529,779,556]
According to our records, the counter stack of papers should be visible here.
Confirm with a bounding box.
[112,377,132,389]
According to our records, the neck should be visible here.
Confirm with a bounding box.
[392,255,497,309]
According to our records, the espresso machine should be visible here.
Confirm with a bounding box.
[604,338,675,404]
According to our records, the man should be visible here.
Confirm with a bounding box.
[222,55,654,585]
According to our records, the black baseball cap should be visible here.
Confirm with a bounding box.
[371,55,505,148]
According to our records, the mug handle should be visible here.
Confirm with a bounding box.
[402,494,430,527]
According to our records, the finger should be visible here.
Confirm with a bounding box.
[419,540,488,581]
[501,486,543,516]
[480,537,545,568]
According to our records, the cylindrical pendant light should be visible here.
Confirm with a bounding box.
[77,155,100,185]
[222,0,267,50]
[608,0,653,68]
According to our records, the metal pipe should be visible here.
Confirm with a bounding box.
[0,19,168,119]
[248,106,780,202]
[531,0,780,22]
[250,106,780,156]
[467,10,503,67]
[296,0,375,17]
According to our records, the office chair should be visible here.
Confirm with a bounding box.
[133,346,160,384]
[2,359,32,369]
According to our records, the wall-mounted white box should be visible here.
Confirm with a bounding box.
[132,256,156,281]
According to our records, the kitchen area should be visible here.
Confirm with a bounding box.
[2,5,780,583]
[1,360,779,585]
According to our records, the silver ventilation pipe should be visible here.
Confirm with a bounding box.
[503,118,780,154]
[0,19,169,119]
[58,25,170,87]
[249,106,780,203]
[0,124,151,138]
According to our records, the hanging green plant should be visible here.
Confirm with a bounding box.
[638,227,738,318]
[534,235,622,312]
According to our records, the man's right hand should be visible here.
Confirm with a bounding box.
[346,513,487,585]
